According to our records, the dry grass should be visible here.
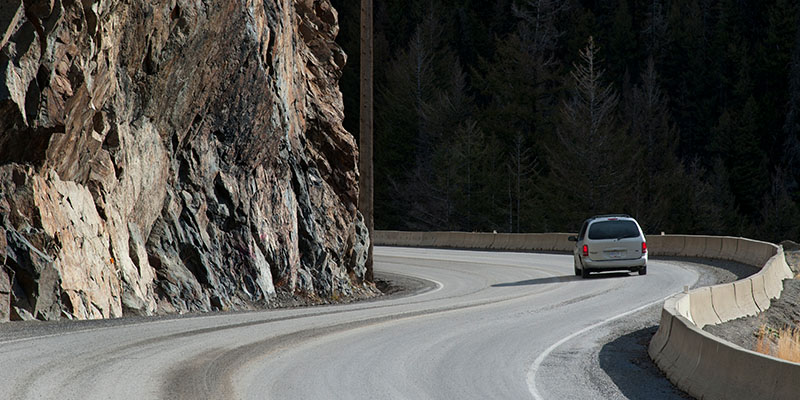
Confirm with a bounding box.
[754,324,800,363]
[755,325,770,355]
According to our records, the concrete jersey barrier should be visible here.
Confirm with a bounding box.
[374,230,799,399]
[648,239,797,400]
[374,231,574,253]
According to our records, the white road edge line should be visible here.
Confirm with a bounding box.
[428,278,444,294]
[526,294,672,400]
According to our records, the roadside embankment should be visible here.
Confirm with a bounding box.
[704,250,800,359]
[705,277,800,353]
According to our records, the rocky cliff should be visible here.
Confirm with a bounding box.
[0,0,372,322]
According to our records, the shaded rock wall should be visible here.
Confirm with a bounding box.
[0,0,370,321]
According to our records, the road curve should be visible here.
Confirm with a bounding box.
[0,247,699,399]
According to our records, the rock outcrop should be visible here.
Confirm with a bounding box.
[0,0,372,321]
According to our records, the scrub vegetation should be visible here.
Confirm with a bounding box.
[755,324,800,363]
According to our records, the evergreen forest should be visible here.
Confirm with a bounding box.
[331,0,800,243]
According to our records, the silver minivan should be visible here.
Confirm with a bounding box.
[568,215,647,278]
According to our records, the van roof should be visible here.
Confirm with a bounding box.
[588,214,632,220]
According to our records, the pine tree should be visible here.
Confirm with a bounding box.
[624,57,681,232]
[374,11,459,230]
[667,159,740,235]
[642,0,669,60]
[606,0,637,84]
[711,98,770,218]
[506,132,540,232]
[782,14,800,196]
[474,0,567,231]
[475,0,566,140]
[661,0,714,161]
[759,171,800,242]
[546,37,634,228]
[422,63,475,230]
[437,119,505,231]
[759,0,798,139]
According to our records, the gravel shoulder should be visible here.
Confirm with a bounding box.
[545,257,758,400]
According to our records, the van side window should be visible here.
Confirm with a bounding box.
[578,221,588,240]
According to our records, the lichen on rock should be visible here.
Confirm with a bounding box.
[0,0,373,322]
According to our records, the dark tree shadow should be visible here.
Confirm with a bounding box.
[492,272,632,287]
[598,326,692,399]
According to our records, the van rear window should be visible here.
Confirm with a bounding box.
[588,221,640,240]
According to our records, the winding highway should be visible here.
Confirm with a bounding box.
[0,247,704,399]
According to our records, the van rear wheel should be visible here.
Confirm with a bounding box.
[638,266,647,276]
[581,265,590,279]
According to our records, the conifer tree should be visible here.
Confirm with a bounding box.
[547,37,634,228]
[668,160,740,235]
[506,132,540,232]
[375,11,459,229]
[607,0,637,83]
[475,0,566,231]
[712,98,770,218]
[642,0,669,60]
[625,58,681,232]
[759,0,798,140]
[759,171,800,242]
[783,22,800,195]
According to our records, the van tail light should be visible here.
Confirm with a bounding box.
[642,242,647,255]
[582,245,589,257]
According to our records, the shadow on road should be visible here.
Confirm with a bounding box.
[598,326,691,399]
[492,272,632,287]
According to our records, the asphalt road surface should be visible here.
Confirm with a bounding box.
[0,247,706,399]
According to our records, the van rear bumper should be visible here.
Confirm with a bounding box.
[582,256,647,270]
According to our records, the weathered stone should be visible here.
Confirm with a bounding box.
[4,229,62,320]
[350,212,370,280]
[0,1,24,51]
[11,305,35,321]
[22,0,55,19]
[0,266,10,322]
[0,227,7,265]
[0,0,375,322]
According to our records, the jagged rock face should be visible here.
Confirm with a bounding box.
[0,0,370,321]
